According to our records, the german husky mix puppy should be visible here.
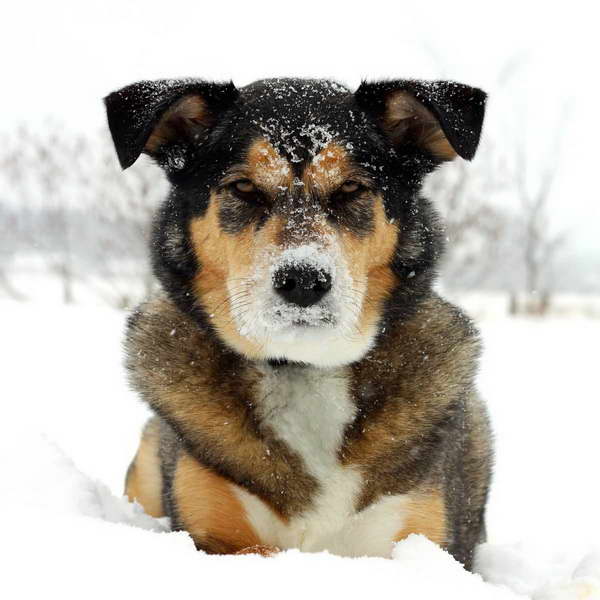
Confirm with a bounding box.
[105,77,492,570]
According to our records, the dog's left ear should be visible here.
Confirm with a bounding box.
[355,79,486,161]
[104,79,239,169]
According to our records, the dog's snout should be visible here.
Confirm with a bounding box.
[273,265,332,307]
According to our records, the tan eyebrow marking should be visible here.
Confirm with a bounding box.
[244,138,293,191]
[303,143,350,193]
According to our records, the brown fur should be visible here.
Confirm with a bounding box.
[344,296,481,509]
[125,418,164,518]
[394,490,447,547]
[245,138,293,192]
[173,451,263,553]
[146,96,210,153]
[337,200,399,340]
[383,91,457,161]
[189,195,285,360]
[235,545,280,557]
[304,143,353,195]
[125,291,491,567]
[126,296,318,519]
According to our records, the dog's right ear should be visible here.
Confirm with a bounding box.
[104,79,238,169]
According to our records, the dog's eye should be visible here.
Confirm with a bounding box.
[233,180,257,194]
[228,179,266,206]
[331,181,366,203]
[340,180,361,194]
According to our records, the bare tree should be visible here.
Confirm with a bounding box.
[85,134,166,307]
[35,129,86,304]
[509,111,568,314]
[0,128,33,300]
[0,123,166,307]
[0,202,27,300]
[2,125,85,303]
[421,52,528,294]
[426,138,511,290]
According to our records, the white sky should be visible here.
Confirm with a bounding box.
[3,0,599,257]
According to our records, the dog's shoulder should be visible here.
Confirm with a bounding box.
[124,293,234,397]
[359,293,480,388]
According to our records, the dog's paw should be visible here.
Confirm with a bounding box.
[235,545,280,557]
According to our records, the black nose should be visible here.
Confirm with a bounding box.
[273,266,332,307]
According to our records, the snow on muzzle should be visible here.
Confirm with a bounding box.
[265,244,343,327]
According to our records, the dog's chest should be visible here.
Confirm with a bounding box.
[234,364,408,557]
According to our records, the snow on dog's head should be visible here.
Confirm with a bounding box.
[105,77,486,366]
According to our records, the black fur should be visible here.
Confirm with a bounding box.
[104,79,238,169]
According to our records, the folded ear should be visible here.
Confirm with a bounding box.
[104,79,238,169]
[354,79,486,161]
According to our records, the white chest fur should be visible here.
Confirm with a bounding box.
[234,364,409,558]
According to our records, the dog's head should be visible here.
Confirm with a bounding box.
[105,78,485,367]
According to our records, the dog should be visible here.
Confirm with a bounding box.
[105,77,492,570]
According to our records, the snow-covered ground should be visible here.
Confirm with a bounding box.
[2,299,600,599]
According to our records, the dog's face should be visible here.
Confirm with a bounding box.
[106,78,485,366]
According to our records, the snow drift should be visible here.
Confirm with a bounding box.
[2,301,599,599]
